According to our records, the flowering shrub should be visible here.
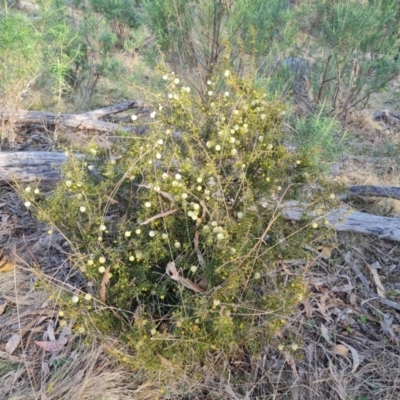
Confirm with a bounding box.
[29,65,339,373]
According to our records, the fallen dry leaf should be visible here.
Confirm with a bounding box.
[366,263,385,298]
[166,262,205,294]
[140,208,178,225]
[320,323,333,344]
[41,361,50,377]
[0,248,15,273]
[35,337,68,352]
[100,266,111,303]
[339,340,361,373]
[157,354,176,369]
[5,333,21,354]
[330,344,349,356]
[282,351,298,378]
[0,300,8,315]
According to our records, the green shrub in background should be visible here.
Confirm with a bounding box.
[0,1,80,139]
[141,0,297,95]
[53,0,140,109]
[294,0,400,123]
[27,64,340,376]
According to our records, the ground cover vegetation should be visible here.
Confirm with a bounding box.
[1,0,400,399]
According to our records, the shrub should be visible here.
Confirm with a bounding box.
[0,3,80,138]
[28,64,339,376]
[294,0,400,123]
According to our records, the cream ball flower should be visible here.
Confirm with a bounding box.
[174,241,181,249]
[190,265,198,273]
[79,206,86,213]
[98,256,106,264]
[98,266,106,273]
[25,186,32,193]
[125,231,132,237]
[207,91,213,96]
[145,202,151,208]
[150,111,156,118]
[71,295,79,304]
[224,70,230,77]
[149,230,156,237]
[84,293,92,301]
[24,201,32,208]
[173,78,180,84]
[131,115,137,121]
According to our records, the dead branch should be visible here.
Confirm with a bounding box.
[0,101,147,133]
[281,201,400,242]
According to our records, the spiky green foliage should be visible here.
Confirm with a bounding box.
[27,65,339,375]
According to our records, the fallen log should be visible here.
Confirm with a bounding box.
[0,101,147,133]
[281,201,400,242]
[0,152,69,183]
[348,185,400,201]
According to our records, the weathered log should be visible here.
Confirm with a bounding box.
[348,185,400,201]
[0,152,69,183]
[0,101,147,133]
[372,109,400,125]
[281,201,400,242]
